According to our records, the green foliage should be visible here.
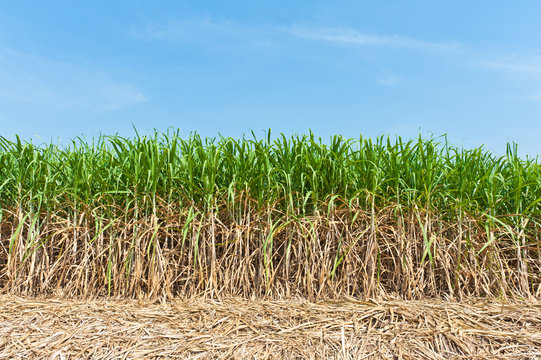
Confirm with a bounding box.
[0,130,539,222]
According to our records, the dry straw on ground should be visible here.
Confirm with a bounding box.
[1,295,539,359]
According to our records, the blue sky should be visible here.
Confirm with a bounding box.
[1,1,541,155]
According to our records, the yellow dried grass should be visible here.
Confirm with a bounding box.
[2,205,540,301]
[1,295,539,359]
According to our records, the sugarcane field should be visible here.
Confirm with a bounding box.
[0,132,539,359]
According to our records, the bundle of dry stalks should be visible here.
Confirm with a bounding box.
[1,295,539,359]
[1,201,540,301]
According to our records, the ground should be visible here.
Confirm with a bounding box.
[0,295,539,359]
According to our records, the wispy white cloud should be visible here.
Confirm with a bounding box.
[377,69,401,87]
[480,54,541,79]
[378,77,400,87]
[97,85,147,111]
[478,53,541,102]
[138,19,460,53]
[134,17,239,42]
[135,19,461,91]
[523,94,541,102]
[289,27,460,52]
[0,43,147,112]
[133,17,289,56]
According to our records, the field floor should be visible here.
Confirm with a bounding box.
[0,295,540,360]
